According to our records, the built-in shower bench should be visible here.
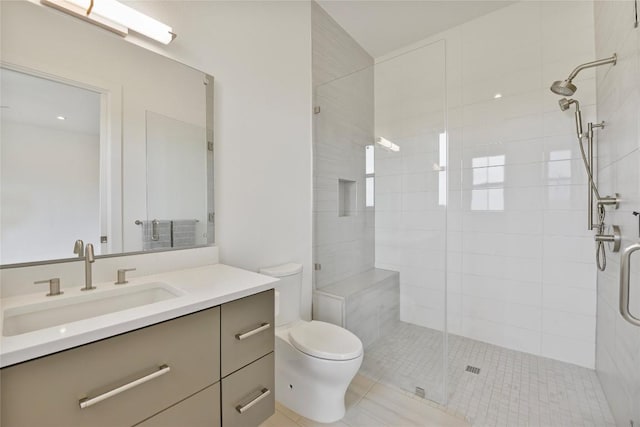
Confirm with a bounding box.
[313,268,399,348]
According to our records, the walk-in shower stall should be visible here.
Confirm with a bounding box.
[311,1,638,425]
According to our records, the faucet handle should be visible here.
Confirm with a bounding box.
[73,240,84,257]
[115,268,136,285]
[85,243,95,262]
[34,278,63,297]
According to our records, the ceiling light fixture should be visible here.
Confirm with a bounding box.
[494,93,502,99]
[56,116,66,120]
[41,0,176,44]
[375,136,400,152]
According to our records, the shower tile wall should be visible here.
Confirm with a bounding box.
[312,2,375,289]
[376,1,600,368]
[593,1,640,425]
[454,1,598,368]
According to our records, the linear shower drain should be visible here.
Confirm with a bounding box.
[465,365,481,374]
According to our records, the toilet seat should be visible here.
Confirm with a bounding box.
[289,321,363,361]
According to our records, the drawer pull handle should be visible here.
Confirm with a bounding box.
[235,322,270,340]
[236,387,271,414]
[79,364,171,409]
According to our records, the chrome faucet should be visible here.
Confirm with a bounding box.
[82,244,96,291]
[73,239,84,257]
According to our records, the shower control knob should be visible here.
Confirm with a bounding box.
[595,225,621,253]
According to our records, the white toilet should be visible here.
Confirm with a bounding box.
[260,263,363,424]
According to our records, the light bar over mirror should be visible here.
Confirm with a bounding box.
[41,0,176,44]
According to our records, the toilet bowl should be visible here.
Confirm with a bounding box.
[259,263,363,424]
[275,320,363,423]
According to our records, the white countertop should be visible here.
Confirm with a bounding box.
[0,264,278,368]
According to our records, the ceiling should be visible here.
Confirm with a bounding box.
[1,68,100,136]
[316,0,514,58]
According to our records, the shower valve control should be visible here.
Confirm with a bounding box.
[598,193,621,210]
[595,225,621,253]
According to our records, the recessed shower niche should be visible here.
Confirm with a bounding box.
[337,179,356,217]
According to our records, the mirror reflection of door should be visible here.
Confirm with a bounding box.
[0,68,102,264]
[145,111,208,250]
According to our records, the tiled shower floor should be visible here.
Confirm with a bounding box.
[360,321,615,426]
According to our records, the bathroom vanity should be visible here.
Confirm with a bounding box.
[0,264,276,427]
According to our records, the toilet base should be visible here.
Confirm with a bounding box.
[275,327,363,423]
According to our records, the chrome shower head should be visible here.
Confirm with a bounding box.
[549,53,616,96]
[551,80,577,96]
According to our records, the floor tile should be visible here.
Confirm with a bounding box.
[361,320,616,427]
[259,410,300,427]
[276,401,302,422]
[263,378,469,427]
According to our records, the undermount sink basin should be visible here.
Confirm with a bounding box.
[2,282,184,337]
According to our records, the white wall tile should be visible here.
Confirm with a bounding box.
[313,12,374,289]
[542,309,596,341]
[541,333,595,368]
[462,274,542,307]
[543,259,596,289]
[543,284,597,316]
[542,236,595,263]
[440,0,598,368]
[462,316,541,355]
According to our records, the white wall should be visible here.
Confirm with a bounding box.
[1,121,100,264]
[127,1,314,318]
[377,1,599,368]
[593,1,640,425]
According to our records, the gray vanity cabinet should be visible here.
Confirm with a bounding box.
[221,289,275,376]
[135,383,221,427]
[221,289,275,426]
[222,353,275,427]
[0,289,275,427]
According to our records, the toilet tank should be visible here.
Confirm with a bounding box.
[259,263,303,326]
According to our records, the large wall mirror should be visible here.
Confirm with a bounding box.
[0,0,214,267]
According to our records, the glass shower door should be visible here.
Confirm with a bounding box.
[311,37,448,405]
[312,65,375,293]
[370,39,448,404]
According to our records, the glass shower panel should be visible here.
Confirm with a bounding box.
[370,40,448,404]
[313,66,375,291]
[312,39,447,405]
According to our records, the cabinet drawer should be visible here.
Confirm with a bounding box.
[221,289,274,376]
[135,383,220,427]
[222,352,274,427]
[1,307,220,427]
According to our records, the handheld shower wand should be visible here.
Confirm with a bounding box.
[559,100,617,270]
[558,98,583,139]
[557,98,600,200]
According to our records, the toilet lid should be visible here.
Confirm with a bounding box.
[289,321,363,361]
